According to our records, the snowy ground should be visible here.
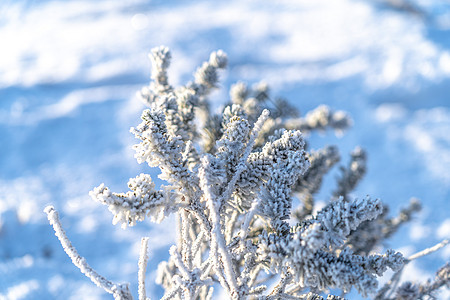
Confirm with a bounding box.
[1,0,449,299]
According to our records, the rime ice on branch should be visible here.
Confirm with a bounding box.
[46,46,449,300]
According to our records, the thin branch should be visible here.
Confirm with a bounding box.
[160,285,181,300]
[376,239,450,299]
[180,210,193,269]
[44,206,132,300]
[138,237,150,300]
[169,246,191,280]
[205,187,238,296]
[239,197,260,241]
[407,239,449,261]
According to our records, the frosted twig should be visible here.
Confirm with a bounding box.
[285,282,303,295]
[180,210,192,269]
[376,239,449,299]
[205,287,214,300]
[269,269,293,297]
[204,183,239,297]
[246,109,270,154]
[407,239,449,261]
[248,264,264,288]
[239,197,260,241]
[160,285,181,300]
[149,46,171,88]
[333,147,366,200]
[200,259,214,281]
[169,246,191,280]
[198,162,231,293]
[138,237,150,300]
[218,109,270,210]
[191,230,205,265]
[44,206,132,300]
[225,210,239,244]
[248,285,267,295]
[377,267,404,300]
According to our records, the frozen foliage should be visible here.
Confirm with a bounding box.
[89,174,166,227]
[45,47,449,300]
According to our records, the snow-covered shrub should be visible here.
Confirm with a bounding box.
[45,47,449,300]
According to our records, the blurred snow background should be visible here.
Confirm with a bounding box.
[1,0,449,299]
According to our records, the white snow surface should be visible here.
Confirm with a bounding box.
[1,0,449,299]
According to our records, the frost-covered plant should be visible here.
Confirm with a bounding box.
[45,47,449,300]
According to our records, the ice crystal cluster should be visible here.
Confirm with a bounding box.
[46,47,449,300]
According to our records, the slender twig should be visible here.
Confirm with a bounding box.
[170,246,191,280]
[205,187,238,296]
[239,197,261,241]
[268,270,293,297]
[44,206,132,300]
[376,239,450,299]
[160,285,181,300]
[191,230,206,266]
[407,239,449,261]
[180,210,192,269]
[138,237,150,300]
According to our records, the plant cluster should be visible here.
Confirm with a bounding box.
[46,47,449,300]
